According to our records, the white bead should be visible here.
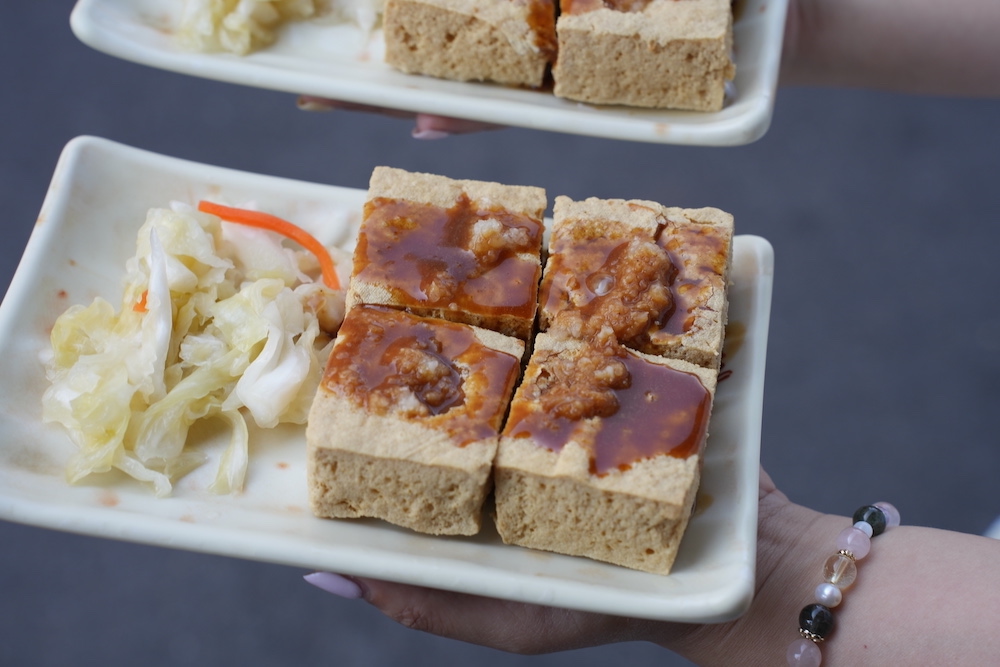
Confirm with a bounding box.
[854,520,874,537]
[814,582,843,607]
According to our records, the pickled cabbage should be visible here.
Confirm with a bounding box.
[41,203,344,496]
[178,0,318,55]
[177,0,385,55]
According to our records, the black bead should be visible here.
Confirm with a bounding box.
[853,505,887,536]
[799,603,834,639]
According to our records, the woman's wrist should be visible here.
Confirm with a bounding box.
[651,486,840,664]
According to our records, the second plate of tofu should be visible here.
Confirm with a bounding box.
[70,0,788,146]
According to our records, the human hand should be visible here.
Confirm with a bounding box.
[304,571,673,654]
[296,96,503,139]
[304,468,809,663]
[779,0,1000,95]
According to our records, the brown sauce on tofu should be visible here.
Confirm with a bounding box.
[540,217,728,347]
[355,195,543,323]
[541,223,675,345]
[658,224,729,335]
[592,347,710,471]
[503,334,711,472]
[562,0,653,15]
[528,0,558,60]
[323,305,522,445]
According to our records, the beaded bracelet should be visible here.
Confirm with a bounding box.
[786,502,901,666]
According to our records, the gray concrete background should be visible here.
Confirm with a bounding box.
[2,4,999,666]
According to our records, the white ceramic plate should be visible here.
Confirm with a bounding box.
[69,0,787,147]
[0,136,772,622]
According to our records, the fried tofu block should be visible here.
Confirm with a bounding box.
[553,0,735,111]
[383,0,558,87]
[348,166,547,340]
[306,304,525,535]
[493,331,716,573]
[538,195,733,369]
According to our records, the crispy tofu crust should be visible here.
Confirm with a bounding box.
[493,332,717,573]
[383,0,557,87]
[553,0,735,110]
[306,305,525,535]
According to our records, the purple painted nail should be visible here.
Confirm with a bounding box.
[303,572,364,599]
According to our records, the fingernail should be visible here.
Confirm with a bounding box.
[411,128,451,140]
[303,572,364,599]
[297,96,335,112]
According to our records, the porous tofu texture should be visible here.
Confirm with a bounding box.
[553,0,735,110]
[306,305,525,536]
[494,332,718,574]
[382,0,557,87]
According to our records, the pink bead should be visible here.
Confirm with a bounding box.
[837,526,871,559]
[787,637,822,666]
[875,501,901,527]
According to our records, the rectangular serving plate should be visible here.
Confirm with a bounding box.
[69,0,788,146]
[0,136,773,622]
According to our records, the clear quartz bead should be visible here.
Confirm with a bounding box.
[875,501,901,527]
[823,552,858,588]
[787,637,822,666]
[814,582,843,607]
[837,526,871,559]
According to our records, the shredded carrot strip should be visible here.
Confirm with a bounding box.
[197,200,341,290]
[133,290,148,313]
